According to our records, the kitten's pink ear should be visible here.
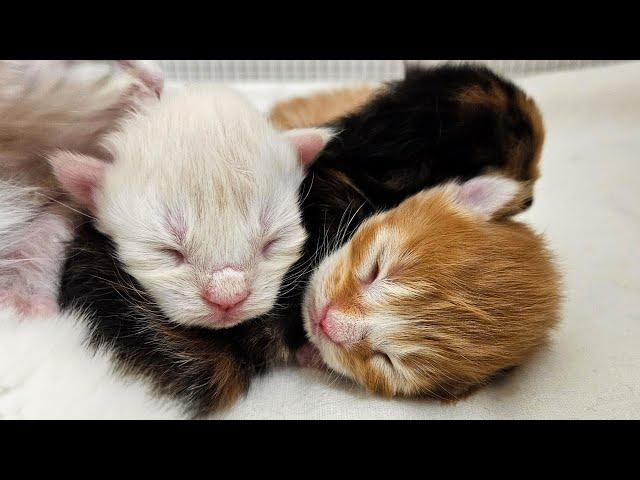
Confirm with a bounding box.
[284,128,334,167]
[48,151,106,212]
[450,175,522,219]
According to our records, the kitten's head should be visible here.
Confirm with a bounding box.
[50,86,332,329]
[302,175,561,398]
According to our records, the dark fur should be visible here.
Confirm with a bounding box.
[58,65,544,416]
[58,223,288,417]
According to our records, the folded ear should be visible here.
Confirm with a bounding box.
[48,151,106,212]
[450,175,523,219]
[283,127,334,167]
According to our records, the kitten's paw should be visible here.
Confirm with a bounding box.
[0,290,58,317]
[117,60,164,98]
[295,343,326,370]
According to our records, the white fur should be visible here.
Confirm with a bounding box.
[0,305,184,419]
[64,86,330,329]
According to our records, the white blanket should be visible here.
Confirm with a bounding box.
[1,62,639,419]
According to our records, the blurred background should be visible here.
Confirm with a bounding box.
[156,60,624,82]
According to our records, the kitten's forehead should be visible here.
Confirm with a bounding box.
[101,84,302,225]
[105,85,297,172]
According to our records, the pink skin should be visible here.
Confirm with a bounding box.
[296,342,326,370]
[199,266,251,326]
[48,152,105,212]
[163,217,252,324]
[201,267,250,312]
[297,301,364,371]
[0,291,58,317]
[309,303,330,337]
[165,216,187,245]
[0,201,75,317]
[286,133,326,167]
[204,312,245,328]
[308,302,363,345]
[201,291,249,312]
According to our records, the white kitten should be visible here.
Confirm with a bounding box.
[50,86,332,329]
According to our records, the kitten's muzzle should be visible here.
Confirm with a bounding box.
[201,267,250,313]
[315,305,365,345]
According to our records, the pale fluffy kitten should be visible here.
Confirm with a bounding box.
[51,86,332,329]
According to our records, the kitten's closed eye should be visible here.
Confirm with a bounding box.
[261,238,280,256]
[360,259,381,285]
[160,247,186,264]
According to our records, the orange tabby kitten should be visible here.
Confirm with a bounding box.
[300,175,561,399]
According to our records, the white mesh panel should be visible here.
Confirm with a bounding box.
[156,60,627,82]
[405,60,624,77]
[156,60,405,82]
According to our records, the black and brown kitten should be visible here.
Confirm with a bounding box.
[58,65,545,417]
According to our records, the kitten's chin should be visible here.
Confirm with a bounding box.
[201,315,247,329]
[168,313,246,330]
[175,302,274,330]
[309,337,357,386]
[158,304,244,329]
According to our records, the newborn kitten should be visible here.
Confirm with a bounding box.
[58,64,545,416]
[301,175,562,399]
[0,60,161,315]
[52,85,331,329]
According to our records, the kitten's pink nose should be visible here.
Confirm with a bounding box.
[319,311,338,341]
[202,267,249,312]
[310,304,330,334]
[318,308,362,345]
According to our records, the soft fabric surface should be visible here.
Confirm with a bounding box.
[1,62,638,419]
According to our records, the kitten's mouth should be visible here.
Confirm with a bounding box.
[201,306,248,328]
[200,291,253,328]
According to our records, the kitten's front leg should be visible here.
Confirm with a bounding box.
[0,201,76,317]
